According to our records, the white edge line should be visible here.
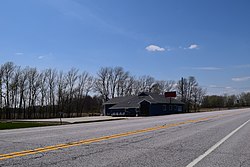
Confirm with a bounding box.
[186,119,250,167]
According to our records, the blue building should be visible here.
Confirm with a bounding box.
[103,92,185,116]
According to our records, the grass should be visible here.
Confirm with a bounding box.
[0,122,60,130]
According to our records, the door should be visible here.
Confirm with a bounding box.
[140,101,150,116]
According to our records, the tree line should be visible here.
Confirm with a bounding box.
[3,61,248,119]
[0,62,207,119]
[0,62,101,119]
[202,93,250,109]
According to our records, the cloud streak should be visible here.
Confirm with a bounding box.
[15,52,24,55]
[145,45,165,52]
[183,44,199,50]
[232,76,250,82]
[208,85,232,89]
[191,67,222,71]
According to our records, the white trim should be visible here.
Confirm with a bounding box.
[149,95,154,100]
[138,99,152,104]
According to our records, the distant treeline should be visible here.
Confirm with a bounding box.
[0,61,248,119]
[202,93,250,109]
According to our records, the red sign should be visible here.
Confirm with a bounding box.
[165,91,176,98]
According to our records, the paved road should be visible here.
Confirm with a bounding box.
[1,109,250,167]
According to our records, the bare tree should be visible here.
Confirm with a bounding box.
[18,67,29,118]
[2,62,15,109]
[65,68,78,116]
[176,76,206,112]
[155,80,176,94]
[117,73,133,96]
[26,67,41,118]
[137,75,155,93]
[46,69,57,117]
[192,86,206,112]
[66,68,78,99]
[9,67,22,118]
[39,70,48,107]
[0,66,4,110]
[94,67,112,102]
[84,75,94,97]
[77,72,93,98]
[76,71,94,115]
[57,71,66,106]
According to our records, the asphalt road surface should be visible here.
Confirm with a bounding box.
[1,108,250,167]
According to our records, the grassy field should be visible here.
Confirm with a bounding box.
[0,122,59,130]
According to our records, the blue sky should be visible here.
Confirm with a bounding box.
[1,0,250,95]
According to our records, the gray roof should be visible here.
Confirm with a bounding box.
[105,92,185,110]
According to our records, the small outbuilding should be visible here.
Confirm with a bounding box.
[103,92,185,116]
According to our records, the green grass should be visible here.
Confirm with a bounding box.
[0,122,59,130]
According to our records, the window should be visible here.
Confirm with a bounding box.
[169,105,173,111]
[163,105,167,111]
[174,105,177,111]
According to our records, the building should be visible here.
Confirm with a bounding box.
[103,92,185,116]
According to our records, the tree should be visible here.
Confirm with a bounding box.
[2,62,15,109]
[122,75,135,96]
[65,68,78,116]
[94,67,112,102]
[239,92,250,106]
[27,67,40,118]
[46,69,57,117]
[202,95,224,108]
[76,71,94,115]
[176,76,206,112]
[10,67,22,118]
[225,94,237,108]
[137,75,155,93]
[18,67,29,118]
[0,66,4,110]
[150,80,176,94]
[192,86,206,112]
[112,67,134,97]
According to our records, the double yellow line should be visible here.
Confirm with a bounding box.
[0,115,219,161]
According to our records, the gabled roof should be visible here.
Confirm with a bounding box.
[105,92,185,110]
[109,96,140,109]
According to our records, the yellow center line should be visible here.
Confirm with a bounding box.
[0,115,223,161]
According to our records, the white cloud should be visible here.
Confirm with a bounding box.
[232,76,250,82]
[145,45,165,52]
[192,67,222,71]
[15,52,24,55]
[38,56,45,59]
[188,44,199,50]
[37,52,53,60]
[209,85,218,88]
[208,85,231,89]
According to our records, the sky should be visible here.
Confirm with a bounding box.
[0,0,250,95]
